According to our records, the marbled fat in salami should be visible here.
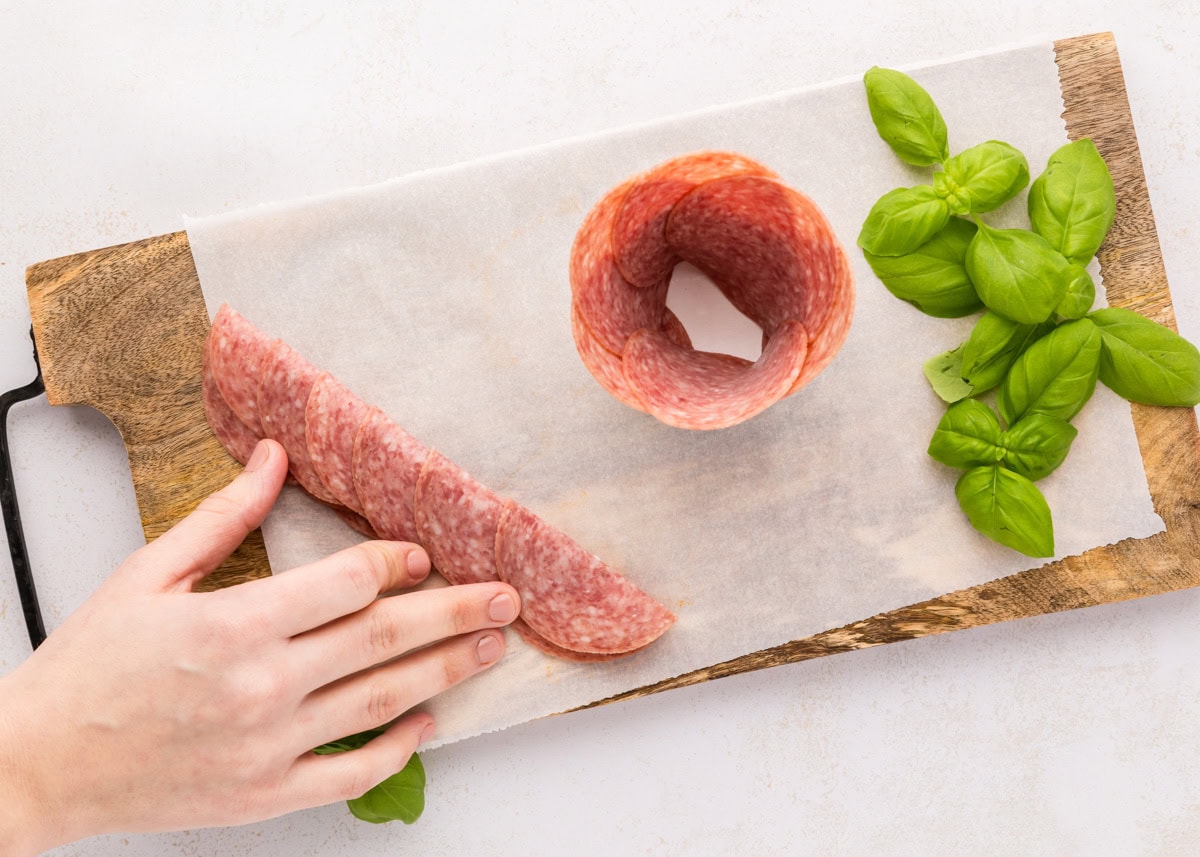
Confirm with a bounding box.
[413,451,502,585]
[201,334,259,465]
[352,409,429,543]
[306,372,370,514]
[569,151,854,429]
[208,305,274,435]
[495,501,675,654]
[257,339,339,504]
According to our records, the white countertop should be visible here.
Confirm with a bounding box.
[2,3,1199,854]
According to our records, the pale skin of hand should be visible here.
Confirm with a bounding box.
[0,439,520,855]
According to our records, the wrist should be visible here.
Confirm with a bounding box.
[0,671,60,857]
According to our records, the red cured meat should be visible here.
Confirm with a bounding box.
[665,174,854,390]
[414,451,502,585]
[509,618,632,663]
[495,501,675,654]
[202,335,259,465]
[611,152,778,288]
[336,507,379,540]
[570,305,693,411]
[623,319,809,431]
[569,151,854,429]
[306,372,370,514]
[352,408,429,543]
[257,340,339,504]
[208,305,274,435]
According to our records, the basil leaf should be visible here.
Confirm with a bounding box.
[1056,264,1096,319]
[934,141,1030,215]
[863,218,981,317]
[1000,413,1078,481]
[313,729,426,825]
[1028,138,1116,265]
[858,185,951,256]
[1089,307,1200,406]
[346,753,426,825]
[955,465,1054,557]
[965,222,1071,324]
[997,318,1102,425]
[928,399,1005,469]
[863,66,950,166]
[960,311,1055,394]
[923,345,974,403]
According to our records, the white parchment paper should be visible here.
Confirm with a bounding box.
[185,42,1162,748]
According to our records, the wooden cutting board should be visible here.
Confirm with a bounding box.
[24,32,1200,707]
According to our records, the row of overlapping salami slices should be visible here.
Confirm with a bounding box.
[201,305,675,660]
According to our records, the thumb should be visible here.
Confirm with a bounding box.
[135,439,288,591]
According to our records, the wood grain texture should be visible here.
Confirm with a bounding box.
[22,33,1200,701]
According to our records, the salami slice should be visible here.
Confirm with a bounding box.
[622,319,809,431]
[413,451,502,585]
[352,408,429,543]
[571,305,693,411]
[257,340,338,504]
[336,507,379,540]
[612,152,778,288]
[202,334,259,465]
[665,174,853,388]
[509,618,632,663]
[495,501,675,654]
[208,304,274,435]
[306,373,370,514]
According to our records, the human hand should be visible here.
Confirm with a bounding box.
[0,439,519,855]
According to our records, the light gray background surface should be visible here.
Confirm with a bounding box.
[1,3,1198,854]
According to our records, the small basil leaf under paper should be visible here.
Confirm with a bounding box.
[965,222,1071,324]
[955,465,1055,557]
[1089,307,1200,406]
[923,345,974,403]
[1028,138,1117,265]
[1056,263,1096,319]
[863,217,981,317]
[1000,413,1078,481]
[934,140,1030,215]
[858,185,951,257]
[960,311,1055,394]
[863,66,950,166]
[928,399,1005,469]
[997,318,1102,425]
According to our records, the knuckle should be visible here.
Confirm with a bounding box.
[440,645,476,689]
[364,681,407,727]
[449,597,479,637]
[195,490,246,526]
[364,606,405,661]
[335,765,383,802]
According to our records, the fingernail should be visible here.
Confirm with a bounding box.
[488,593,517,623]
[419,720,436,745]
[245,440,269,473]
[406,548,431,579]
[476,633,503,665]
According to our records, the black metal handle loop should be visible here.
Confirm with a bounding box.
[1,327,47,649]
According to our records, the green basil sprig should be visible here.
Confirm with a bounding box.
[997,318,1101,425]
[1000,414,1078,481]
[935,140,1030,215]
[863,66,950,166]
[955,465,1054,557]
[858,186,951,256]
[863,218,980,317]
[923,345,974,404]
[1028,139,1116,265]
[960,312,1054,394]
[965,222,1071,324]
[862,68,1200,557]
[1089,307,1200,406]
[314,730,426,824]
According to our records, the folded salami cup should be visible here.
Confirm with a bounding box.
[569,151,855,430]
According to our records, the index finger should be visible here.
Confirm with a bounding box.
[223,540,432,637]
